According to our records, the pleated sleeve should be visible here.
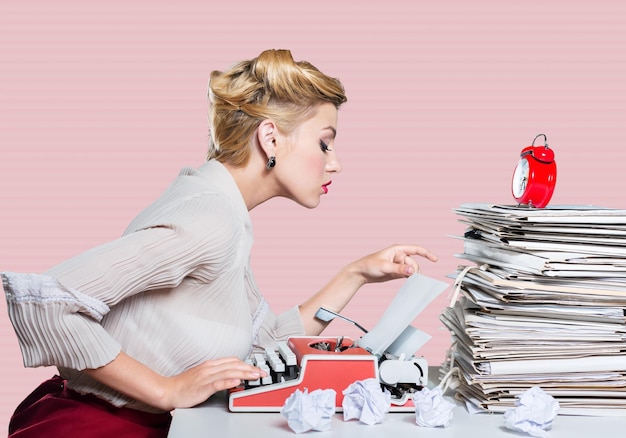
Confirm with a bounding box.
[2,191,242,370]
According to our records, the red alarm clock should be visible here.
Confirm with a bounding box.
[511,134,557,208]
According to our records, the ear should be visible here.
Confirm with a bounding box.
[256,119,277,160]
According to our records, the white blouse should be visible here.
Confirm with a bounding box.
[1,160,304,413]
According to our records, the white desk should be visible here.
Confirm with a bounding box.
[168,368,626,437]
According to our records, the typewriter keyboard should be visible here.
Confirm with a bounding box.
[244,342,300,387]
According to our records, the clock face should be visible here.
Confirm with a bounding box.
[512,158,529,198]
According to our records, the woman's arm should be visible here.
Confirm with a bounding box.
[298,244,438,335]
[84,351,267,411]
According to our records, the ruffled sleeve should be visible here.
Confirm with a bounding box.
[245,271,305,352]
[255,305,305,350]
[2,272,119,369]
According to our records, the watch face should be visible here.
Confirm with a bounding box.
[512,158,529,198]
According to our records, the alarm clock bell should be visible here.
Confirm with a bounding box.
[511,134,557,208]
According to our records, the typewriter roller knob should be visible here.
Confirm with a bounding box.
[378,358,424,386]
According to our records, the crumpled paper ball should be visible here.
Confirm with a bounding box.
[503,386,559,438]
[413,386,455,427]
[342,378,391,425]
[280,388,336,434]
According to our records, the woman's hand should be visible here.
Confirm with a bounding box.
[347,244,438,286]
[159,357,267,410]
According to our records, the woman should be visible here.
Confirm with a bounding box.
[2,49,437,437]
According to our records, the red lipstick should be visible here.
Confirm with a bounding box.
[322,180,332,194]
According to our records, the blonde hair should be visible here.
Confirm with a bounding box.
[207,49,347,166]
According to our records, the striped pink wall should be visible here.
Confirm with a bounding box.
[2,0,625,430]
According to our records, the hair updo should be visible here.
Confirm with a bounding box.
[206,49,347,166]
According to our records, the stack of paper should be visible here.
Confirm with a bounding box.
[440,203,626,416]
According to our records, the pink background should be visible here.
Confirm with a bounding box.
[1,0,625,431]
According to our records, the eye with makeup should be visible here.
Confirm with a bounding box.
[319,139,332,153]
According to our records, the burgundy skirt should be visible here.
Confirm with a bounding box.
[9,376,172,438]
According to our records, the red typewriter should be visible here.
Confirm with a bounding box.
[228,274,448,412]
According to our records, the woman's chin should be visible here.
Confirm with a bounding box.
[293,196,321,209]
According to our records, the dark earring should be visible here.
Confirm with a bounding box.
[266,156,276,170]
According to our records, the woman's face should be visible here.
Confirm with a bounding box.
[275,102,342,208]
